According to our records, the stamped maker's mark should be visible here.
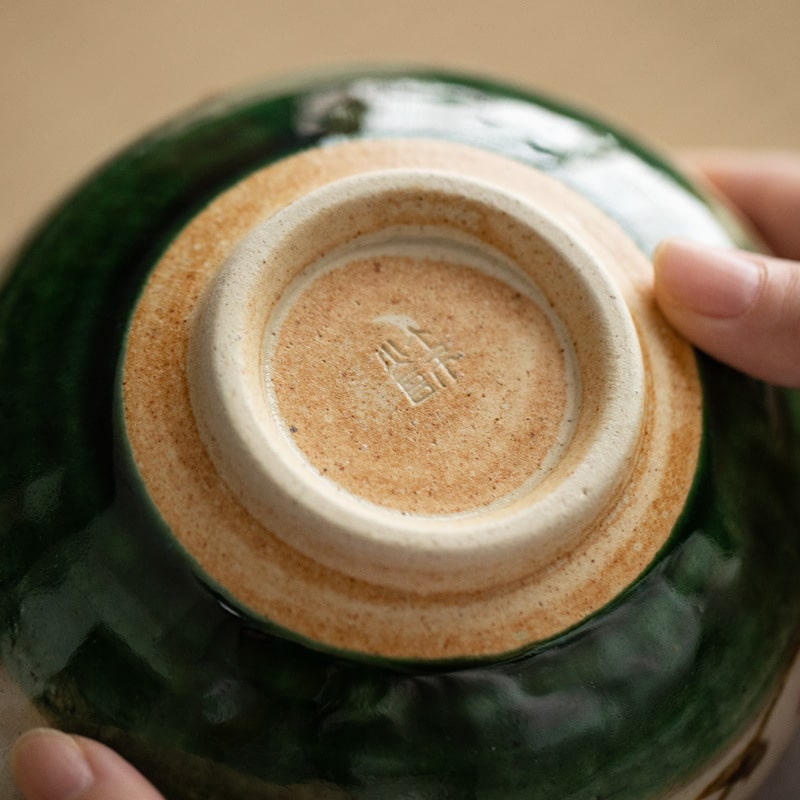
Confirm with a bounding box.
[374,316,463,405]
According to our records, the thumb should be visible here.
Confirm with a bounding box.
[654,239,800,387]
[12,729,165,800]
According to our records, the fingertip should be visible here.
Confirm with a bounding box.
[11,729,166,800]
[11,729,93,800]
[653,239,762,319]
[651,239,675,304]
[654,240,800,387]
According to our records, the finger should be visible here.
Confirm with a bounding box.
[654,239,800,387]
[11,728,165,800]
[682,149,800,261]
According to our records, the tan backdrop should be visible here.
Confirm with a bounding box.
[3,0,799,253]
[1,1,799,797]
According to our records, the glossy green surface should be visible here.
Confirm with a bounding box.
[2,71,800,799]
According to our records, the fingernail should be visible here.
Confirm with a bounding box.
[654,240,763,318]
[11,729,94,800]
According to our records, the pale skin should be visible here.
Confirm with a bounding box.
[655,150,800,388]
[10,151,800,799]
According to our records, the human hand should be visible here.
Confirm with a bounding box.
[11,729,164,800]
[654,151,800,386]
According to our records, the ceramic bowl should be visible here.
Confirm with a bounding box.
[2,70,800,799]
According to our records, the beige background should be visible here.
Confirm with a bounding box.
[1,1,799,797]
[3,0,799,253]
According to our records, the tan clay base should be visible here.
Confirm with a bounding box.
[122,139,701,660]
[270,254,569,516]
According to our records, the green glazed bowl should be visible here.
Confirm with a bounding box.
[2,70,800,800]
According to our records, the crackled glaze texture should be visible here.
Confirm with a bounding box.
[1,71,800,799]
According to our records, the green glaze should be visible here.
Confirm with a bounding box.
[2,70,800,799]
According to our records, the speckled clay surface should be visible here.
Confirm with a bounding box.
[2,71,800,799]
[124,140,701,660]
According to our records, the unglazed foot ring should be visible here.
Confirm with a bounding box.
[123,139,701,659]
[187,170,645,593]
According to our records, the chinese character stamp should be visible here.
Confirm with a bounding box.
[374,317,463,405]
